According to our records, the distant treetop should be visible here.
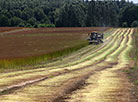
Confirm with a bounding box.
[0,0,137,27]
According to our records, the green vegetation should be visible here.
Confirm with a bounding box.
[120,5,138,27]
[0,27,109,72]
[131,28,138,61]
[125,28,138,100]
[134,80,138,85]
[37,24,55,28]
[62,29,124,67]
[134,28,138,60]
[0,0,138,27]
[131,28,138,84]
[122,22,128,27]
[0,41,88,72]
[131,21,138,27]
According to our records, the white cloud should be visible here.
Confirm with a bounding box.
[129,0,138,3]
[87,0,138,3]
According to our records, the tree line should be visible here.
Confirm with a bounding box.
[0,0,138,27]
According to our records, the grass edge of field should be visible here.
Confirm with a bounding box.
[0,28,113,73]
[124,27,138,100]
[0,41,89,72]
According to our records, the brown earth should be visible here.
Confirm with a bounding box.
[0,28,136,102]
[0,27,23,33]
[0,27,109,59]
[3,27,109,35]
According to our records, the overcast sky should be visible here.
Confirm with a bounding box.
[129,0,138,3]
[88,0,138,3]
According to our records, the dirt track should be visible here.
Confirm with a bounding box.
[0,28,135,102]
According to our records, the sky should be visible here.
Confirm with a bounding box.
[87,0,138,3]
[129,0,138,3]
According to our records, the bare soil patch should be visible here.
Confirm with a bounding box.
[0,27,109,59]
[0,27,23,33]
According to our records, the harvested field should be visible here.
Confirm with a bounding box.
[0,27,109,59]
[3,27,109,36]
[0,28,136,102]
[126,28,138,102]
[0,27,110,70]
[0,27,23,33]
[0,34,85,59]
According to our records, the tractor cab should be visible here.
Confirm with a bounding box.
[88,31,104,44]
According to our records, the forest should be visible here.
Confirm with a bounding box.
[0,0,138,27]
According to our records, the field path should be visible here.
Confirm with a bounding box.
[0,28,135,102]
[0,28,33,36]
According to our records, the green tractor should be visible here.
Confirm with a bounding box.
[87,31,104,45]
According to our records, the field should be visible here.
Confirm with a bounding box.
[0,27,109,70]
[0,27,109,59]
[0,28,137,102]
[126,28,138,101]
[0,27,24,33]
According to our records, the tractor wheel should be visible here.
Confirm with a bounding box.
[96,42,99,45]
[89,42,93,44]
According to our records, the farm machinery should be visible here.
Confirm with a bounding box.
[87,31,104,44]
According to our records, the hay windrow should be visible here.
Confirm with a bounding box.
[63,28,135,102]
[0,29,125,92]
[0,28,135,102]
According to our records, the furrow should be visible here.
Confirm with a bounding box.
[44,28,121,67]
[0,28,119,80]
[0,29,125,94]
[0,29,118,79]
[0,61,117,102]
[64,28,134,102]
[0,28,128,101]
[60,28,131,102]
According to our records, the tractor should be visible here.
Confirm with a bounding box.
[87,31,104,45]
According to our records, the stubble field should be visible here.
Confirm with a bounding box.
[0,27,109,71]
[0,28,136,102]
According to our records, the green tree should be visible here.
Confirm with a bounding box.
[40,16,50,24]
[34,8,46,21]
[57,2,86,27]
[131,21,138,27]
[0,15,9,27]
[122,22,128,27]
[18,22,25,27]
[10,16,22,26]
[120,5,138,26]
[28,17,37,25]
[0,0,137,27]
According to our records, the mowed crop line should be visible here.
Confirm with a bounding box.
[51,29,132,102]
[45,28,118,67]
[0,29,118,86]
[0,28,118,79]
[0,27,110,62]
[0,29,121,81]
[0,28,129,101]
[105,28,131,62]
[0,28,123,81]
[27,28,120,68]
[0,29,126,94]
[2,28,130,102]
[64,29,134,102]
[0,28,33,36]
[0,38,111,84]
[54,28,132,102]
[2,27,112,72]
[0,66,110,102]
[42,28,123,68]
[0,27,25,34]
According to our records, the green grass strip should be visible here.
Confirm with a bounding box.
[0,41,88,72]
[61,29,126,67]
